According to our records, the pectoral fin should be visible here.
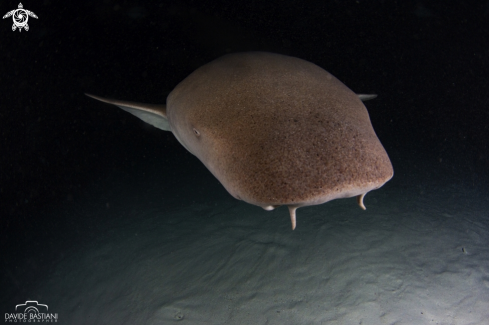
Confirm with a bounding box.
[85,93,170,131]
[357,94,377,101]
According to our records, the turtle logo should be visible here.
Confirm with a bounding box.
[3,3,38,32]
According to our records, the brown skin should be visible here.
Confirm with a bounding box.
[168,52,393,210]
[87,52,393,229]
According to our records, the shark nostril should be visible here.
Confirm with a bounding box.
[193,128,200,136]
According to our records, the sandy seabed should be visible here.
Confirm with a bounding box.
[24,157,489,325]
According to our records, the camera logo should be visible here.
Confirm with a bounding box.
[5,301,58,323]
[15,300,48,313]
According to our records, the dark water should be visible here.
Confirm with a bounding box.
[1,1,488,320]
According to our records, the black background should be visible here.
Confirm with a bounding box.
[1,0,488,309]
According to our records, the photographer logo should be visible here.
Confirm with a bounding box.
[3,3,38,32]
[5,301,58,323]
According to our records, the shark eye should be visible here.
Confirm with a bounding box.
[193,128,201,137]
